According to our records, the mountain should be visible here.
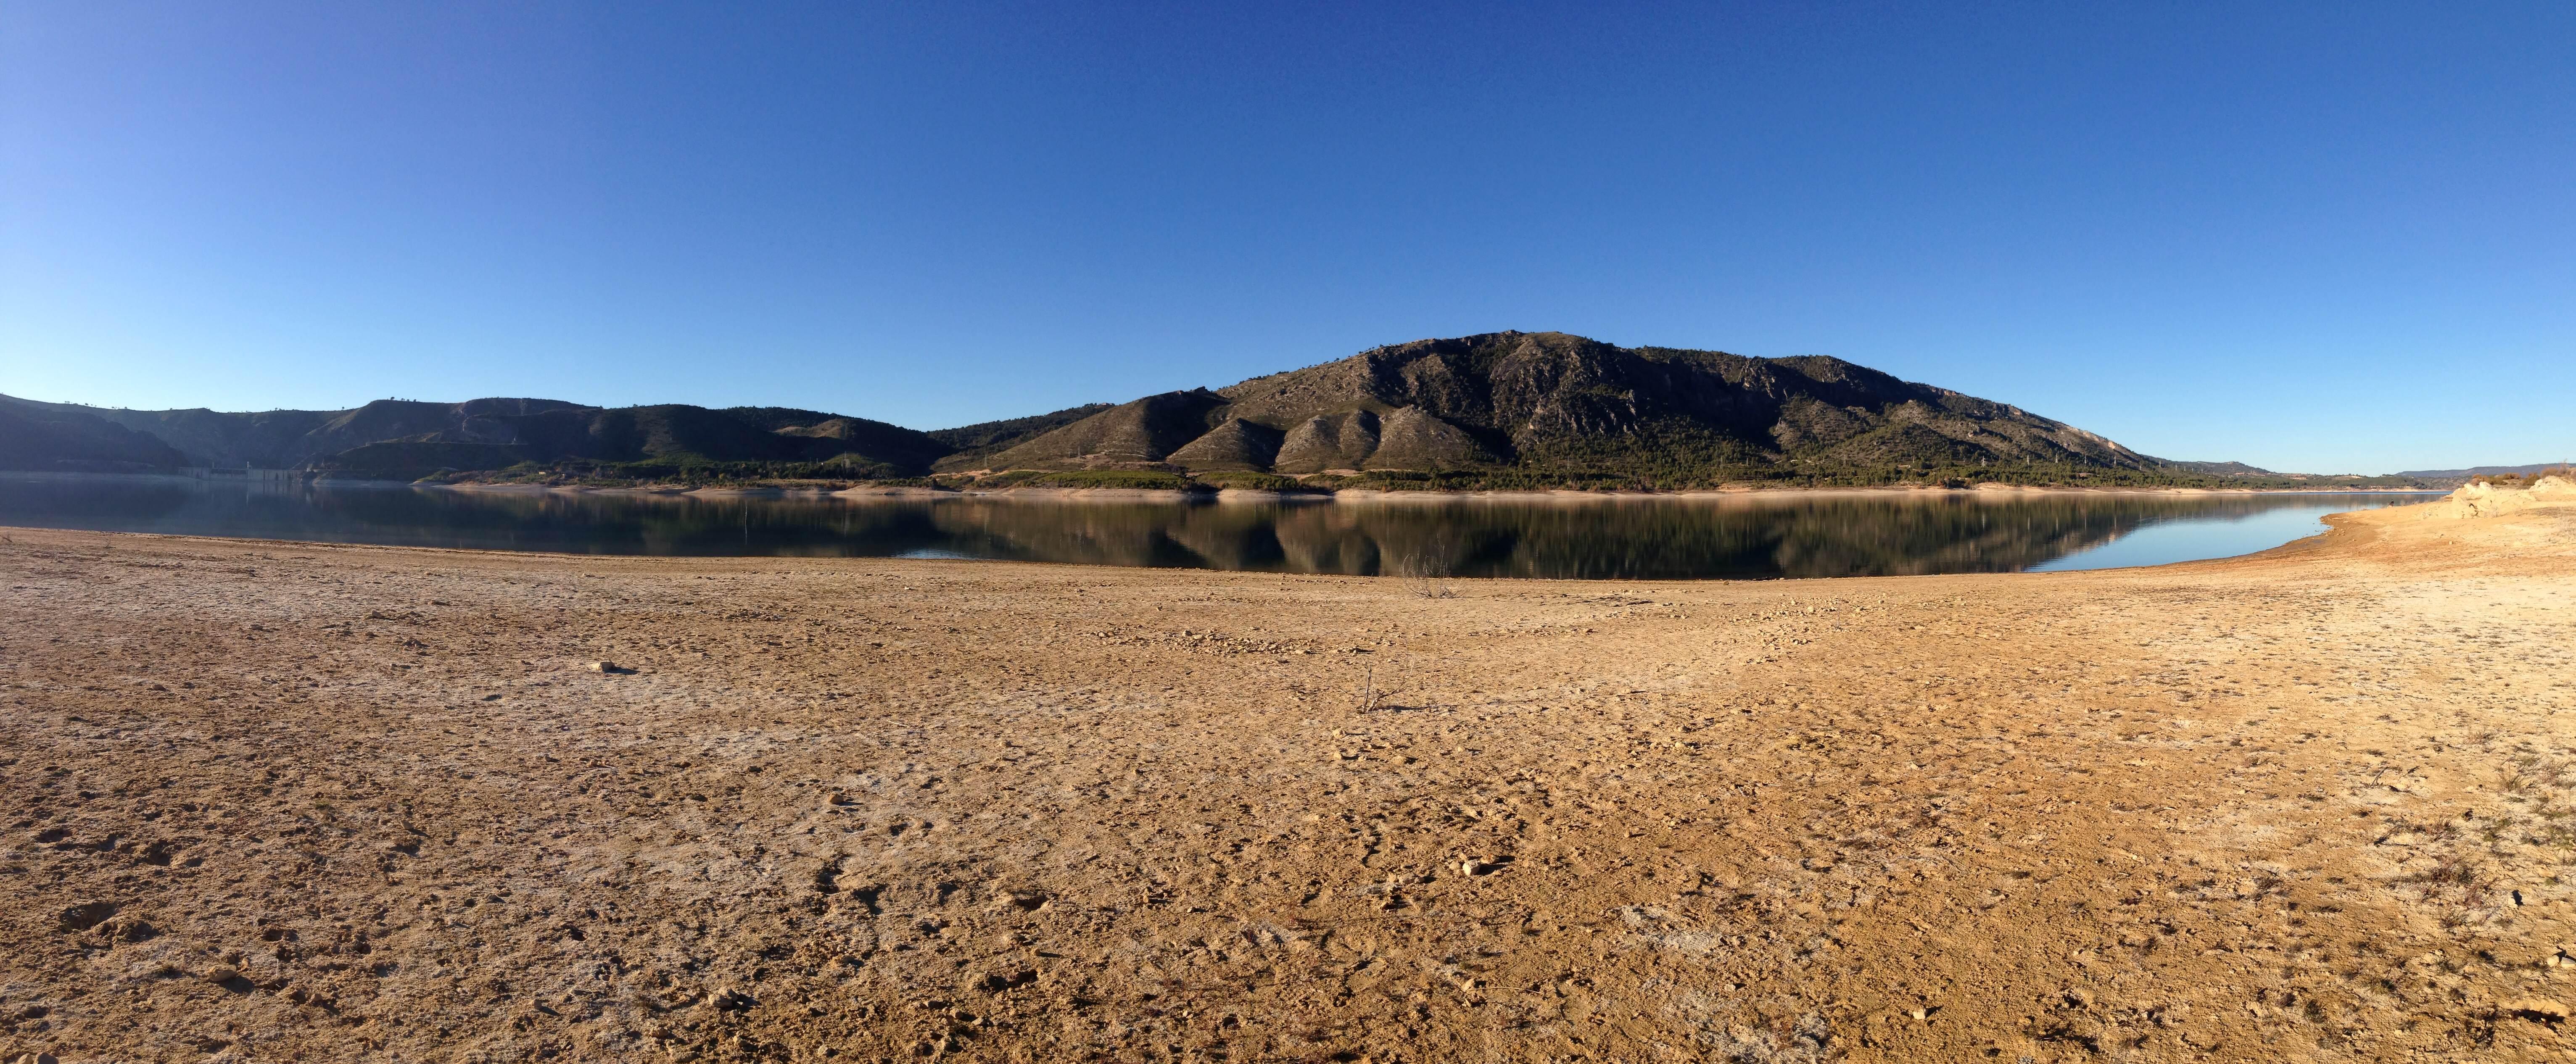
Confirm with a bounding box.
[964,331,2156,481]
[311,401,957,479]
[2397,462,2566,480]
[0,396,191,471]
[0,395,949,479]
[926,403,1117,472]
[6,331,2309,487]
[2162,460,2275,477]
[18,402,342,469]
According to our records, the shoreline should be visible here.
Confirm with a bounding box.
[450,479,2452,501]
[0,478,2439,579]
[6,496,2573,1061]
[1,469,2446,503]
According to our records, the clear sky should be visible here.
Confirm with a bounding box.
[3,3,2568,473]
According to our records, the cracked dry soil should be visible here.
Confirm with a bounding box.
[4,498,2574,1062]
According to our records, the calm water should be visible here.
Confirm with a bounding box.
[0,474,2431,581]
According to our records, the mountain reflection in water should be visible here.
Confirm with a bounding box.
[0,475,2431,580]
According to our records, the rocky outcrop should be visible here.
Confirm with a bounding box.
[1165,418,1285,471]
[2436,475,2576,518]
[927,403,1118,472]
[976,331,2158,477]
[1273,411,1382,473]
[1367,406,1498,471]
[1254,406,1495,473]
[988,390,1230,469]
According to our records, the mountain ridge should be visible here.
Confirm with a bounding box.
[2397,462,2568,480]
[0,332,2412,488]
[962,331,2158,482]
[0,393,948,479]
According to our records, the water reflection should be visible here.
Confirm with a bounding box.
[0,474,2429,580]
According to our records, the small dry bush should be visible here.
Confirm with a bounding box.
[1389,541,1458,599]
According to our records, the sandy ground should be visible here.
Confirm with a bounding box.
[3,498,2573,1063]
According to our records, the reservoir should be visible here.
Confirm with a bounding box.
[0,474,2431,581]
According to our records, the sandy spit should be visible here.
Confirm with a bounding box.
[3,498,2572,1062]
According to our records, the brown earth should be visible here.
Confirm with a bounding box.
[3,497,2574,1063]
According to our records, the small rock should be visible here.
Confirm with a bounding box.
[203,966,242,984]
[57,901,118,932]
[590,661,619,673]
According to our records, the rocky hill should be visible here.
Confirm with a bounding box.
[0,398,191,471]
[924,403,1118,471]
[0,395,948,479]
[6,331,2336,487]
[966,331,2156,481]
[2163,460,2275,477]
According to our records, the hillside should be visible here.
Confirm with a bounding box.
[312,402,955,479]
[5,332,2408,489]
[0,395,950,480]
[2162,460,2275,477]
[973,331,2161,484]
[0,397,191,471]
[925,403,1117,472]
[20,401,340,469]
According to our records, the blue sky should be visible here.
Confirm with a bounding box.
[3,2,2568,473]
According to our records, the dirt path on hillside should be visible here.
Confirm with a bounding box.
[4,500,2573,1063]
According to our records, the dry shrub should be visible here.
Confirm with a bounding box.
[1390,540,1458,599]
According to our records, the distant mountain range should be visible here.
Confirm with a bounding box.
[2395,462,2566,481]
[0,331,2420,487]
[0,394,951,479]
[2160,460,2275,477]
